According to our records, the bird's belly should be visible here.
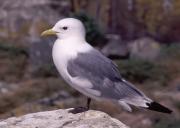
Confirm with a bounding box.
[52,51,86,95]
[52,42,101,100]
[68,78,101,99]
[53,58,101,100]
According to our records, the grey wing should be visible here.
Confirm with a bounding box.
[67,49,147,102]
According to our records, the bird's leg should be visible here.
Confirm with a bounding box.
[68,97,91,114]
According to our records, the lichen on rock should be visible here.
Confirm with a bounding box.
[0,109,129,128]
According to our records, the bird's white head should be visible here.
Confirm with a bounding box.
[41,18,86,40]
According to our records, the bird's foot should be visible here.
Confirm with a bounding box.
[68,107,89,114]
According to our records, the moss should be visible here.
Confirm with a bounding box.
[116,58,169,85]
[71,12,107,47]
[31,64,58,78]
[0,43,28,82]
[0,78,75,114]
[0,43,28,57]
[154,119,180,128]
[160,43,180,60]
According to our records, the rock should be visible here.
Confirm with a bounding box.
[38,91,72,106]
[0,82,19,94]
[0,109,129,128]
[128,37,161,61]
[102,34,129,59]
[29,38,54,66]
[0,0,71,43]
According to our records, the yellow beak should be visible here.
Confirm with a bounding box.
[41,29,57,36]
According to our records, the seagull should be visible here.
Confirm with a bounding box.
[41,18,172,114]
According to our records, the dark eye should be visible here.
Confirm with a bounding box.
[62,26,68,30]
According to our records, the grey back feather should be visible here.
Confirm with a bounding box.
[67,49,145,100]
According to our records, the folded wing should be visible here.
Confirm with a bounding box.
[67,49,152,111]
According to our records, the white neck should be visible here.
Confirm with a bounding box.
[52,36,93,85]
[58,36,86,45]
[53,37,92,58]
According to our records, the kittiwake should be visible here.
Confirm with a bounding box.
[41,18,172,114]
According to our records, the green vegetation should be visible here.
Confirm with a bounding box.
[115,43,180,87]
[0,43,28,82]
[0,78,76,114]
[0,43,28,57]
[174,101,180,111]
[160,43,180,60]
[71,12,107,46]
[32,64,58,78]
[116,59,169,85]
[154,119,180,128]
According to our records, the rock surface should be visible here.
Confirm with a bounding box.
[102,34,129,59]
[0,109,129,128]
[0,0,70,43]
[128,37,161,61]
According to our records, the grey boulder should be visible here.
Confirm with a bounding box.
[0,109,129,128]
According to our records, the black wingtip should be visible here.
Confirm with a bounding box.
[146,102,172,114]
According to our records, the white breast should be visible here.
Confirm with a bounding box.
[52,39,77,80]
[52,38,92,88]
[52,39,103,100]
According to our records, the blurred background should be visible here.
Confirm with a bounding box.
[0,0,180,127]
